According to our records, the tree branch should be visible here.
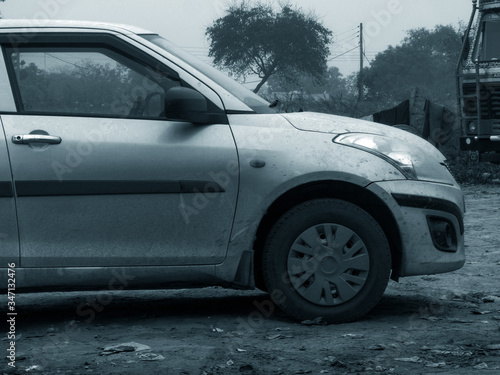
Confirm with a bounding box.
[253,59,279,93]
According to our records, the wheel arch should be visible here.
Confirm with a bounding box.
[253,180,403,290]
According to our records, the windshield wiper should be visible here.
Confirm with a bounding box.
[269,99,279,108]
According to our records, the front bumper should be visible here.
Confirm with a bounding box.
[368,180,465,277]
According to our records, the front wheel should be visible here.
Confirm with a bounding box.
[262,198,391,323]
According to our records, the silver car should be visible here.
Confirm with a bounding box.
[0,20,465,323]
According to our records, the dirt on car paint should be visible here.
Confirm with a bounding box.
[1,184,500,375]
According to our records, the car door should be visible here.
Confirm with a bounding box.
[0,53,19,267]
[1,33,238,268]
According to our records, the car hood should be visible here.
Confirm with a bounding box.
[280,111,404,136]
[280,111,447,164]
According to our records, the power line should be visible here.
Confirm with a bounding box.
[335,37,360,49]
[363,51,372,65]
[333,26,359,38]
[334,32,359,45]
[333,34,359,46]
[44,52,89,71]
[243,79,262,84]
[328,46,359,61]
[329,52,377,59]
[333,36,362,53]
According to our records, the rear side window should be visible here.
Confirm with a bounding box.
[5,45,181,118]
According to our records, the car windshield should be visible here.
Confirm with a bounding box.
[140,34,275,114]
[475,13,500,61]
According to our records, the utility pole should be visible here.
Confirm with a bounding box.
[358,23,363,101]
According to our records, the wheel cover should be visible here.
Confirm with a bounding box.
[287,223,370,306]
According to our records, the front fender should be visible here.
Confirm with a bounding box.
[214,113,406,286]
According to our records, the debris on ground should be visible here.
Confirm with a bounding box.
[100,342,151,356]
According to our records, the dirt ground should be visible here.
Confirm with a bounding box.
[2,184,500,375]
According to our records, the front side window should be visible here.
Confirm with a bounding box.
[6,46,181,118]
[142,34,276,114]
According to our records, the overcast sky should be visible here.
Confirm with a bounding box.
[0,0,475,77]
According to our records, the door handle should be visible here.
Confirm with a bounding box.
[12,134,62,145]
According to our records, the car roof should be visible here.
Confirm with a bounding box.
[0,19,154,35]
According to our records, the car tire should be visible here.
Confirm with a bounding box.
[262,198,391,323]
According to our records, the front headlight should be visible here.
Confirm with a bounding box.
[333,132,453,184]
[334,133,417,179]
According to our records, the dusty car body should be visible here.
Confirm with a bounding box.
[0,20,465,323]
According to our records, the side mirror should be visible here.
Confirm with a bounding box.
[164,87,208,124]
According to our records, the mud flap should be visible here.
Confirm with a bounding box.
[231,250,255,289]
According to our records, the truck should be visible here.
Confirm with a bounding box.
[458,0,500,162]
